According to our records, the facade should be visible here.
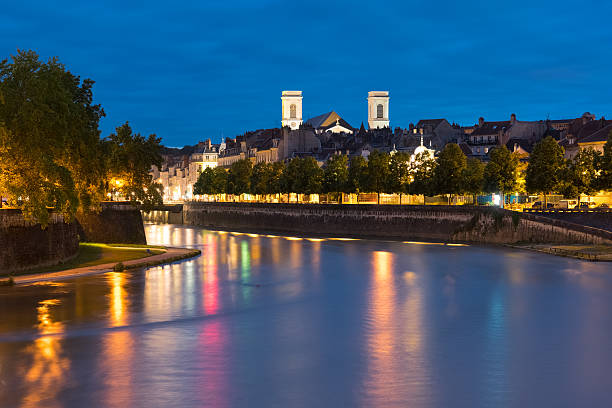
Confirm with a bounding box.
[577,124,612,154]
[152,141,219,202]
[281,91,303,130]
[367,91,390,129]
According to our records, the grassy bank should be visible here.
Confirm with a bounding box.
[511,244,612,261]
[2,243,165,277]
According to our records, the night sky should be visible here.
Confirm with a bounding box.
[2,1,611,147]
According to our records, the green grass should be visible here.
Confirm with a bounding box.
[3,243,165,277]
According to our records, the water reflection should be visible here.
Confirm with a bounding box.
[1,225,612,407]
[20,299,69,408]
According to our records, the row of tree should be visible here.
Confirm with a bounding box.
[195,135,612,206]
[0,50,163,225]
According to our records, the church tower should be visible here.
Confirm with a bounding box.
[367,91,389,129]
[281,91,303,130]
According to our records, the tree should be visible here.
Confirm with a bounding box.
[483,145,519,208]
[281,157,323,198]
[408,151,437,202]
[193,167,214,196]
[388,152,411,199]
[599,131,612,191]
[105,122,163,207]
[462,158,485,204]
[525,136,565,207]
[268,162,285,198]
[227,159,252,196]
[560,148,601,205]
[0,50,105,225]
[251,162,272,195]
[434,143,467,204]
[323,154,348,200]
[366,150,391,203]
[347,155,368,194]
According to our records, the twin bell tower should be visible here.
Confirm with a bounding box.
[281,90,389,130]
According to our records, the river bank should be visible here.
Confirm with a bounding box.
[3,246,201,285]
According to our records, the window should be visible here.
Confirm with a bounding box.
[290,104,296,119]
[376,104,384,119]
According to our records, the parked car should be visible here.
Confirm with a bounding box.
[597,203,609,209]
[579,202,596,209]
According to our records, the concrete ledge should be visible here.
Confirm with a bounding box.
[10,247,201,285]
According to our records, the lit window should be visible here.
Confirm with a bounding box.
[377,104,384,119]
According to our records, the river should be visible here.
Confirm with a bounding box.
[1,224,612,407]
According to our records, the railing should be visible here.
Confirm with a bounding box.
[523,208,611,213]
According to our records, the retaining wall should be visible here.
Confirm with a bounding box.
[76,203,146,244]
[183,202,612,245]
[0,210,79,273]
[523,210,612,233]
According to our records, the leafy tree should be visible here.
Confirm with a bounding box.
[268,161,285,196]
[434,143,467,203]
[193,167,214,195]
[483,145,519,207]
[0,50,105,225]
[281,157,323,197]
[193,166,227,197]
[525,136,565,207]
[600,131,612,191]
[347,155,368,194]
[388,152,411,198]
[560,148,601,205]
[227,159,252,196]
[408,152,437,201]
[323,154,349,199]
[366,150,391,203]
[251,162,273,195]
[462,158,485,204]
[105,122,163,207]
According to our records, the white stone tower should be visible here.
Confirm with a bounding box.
[367,91,389,129]
[281,91,303,130]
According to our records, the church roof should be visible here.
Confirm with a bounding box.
[306,111,343,129]
[416,119,446,128]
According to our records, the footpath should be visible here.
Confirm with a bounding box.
[13,247,201,285]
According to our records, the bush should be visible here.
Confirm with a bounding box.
[113,262,125,272]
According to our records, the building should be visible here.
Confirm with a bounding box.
[281,91,303,130]
[151,140,219,201]
[367,91,390,129]
[577,123,612,154]
[305,111,354,134]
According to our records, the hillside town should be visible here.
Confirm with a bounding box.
[151,90,612,204]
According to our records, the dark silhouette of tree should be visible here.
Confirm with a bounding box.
[462,158,485,205]
[366,150,391,203]
[227,159,252,196]
[483,145,519,208]
[323,154,349,200]
[347,156,368,194]
[525,136,565,207]
[434,143,467,204]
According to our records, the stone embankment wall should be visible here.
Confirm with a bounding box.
[524,211,612,233]
[183,202,612,245]
[76,203,146,244]
[0,210,79,273]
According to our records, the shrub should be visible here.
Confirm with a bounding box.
[113,262,125,272]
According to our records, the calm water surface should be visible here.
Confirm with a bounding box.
[1,224,612,407]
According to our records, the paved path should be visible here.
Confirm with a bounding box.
[14,247,200,285]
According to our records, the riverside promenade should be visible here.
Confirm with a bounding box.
[12,246,200,285]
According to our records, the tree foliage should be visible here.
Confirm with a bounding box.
[560,148,601,201]
[408,152,437,197]
[347,156,368,194]
[483,145,519,195]
[366,150,391,198]
[105,122,163,207]
[434,143,467,196]
[323,154,348,194]
[462,158,485,199]
[0,50,105,224]
[525,136,566,199]
[227,159,252,195]
[388,152,411,194]
[194,166,227,196]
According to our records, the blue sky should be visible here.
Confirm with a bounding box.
[2,0,611,146]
